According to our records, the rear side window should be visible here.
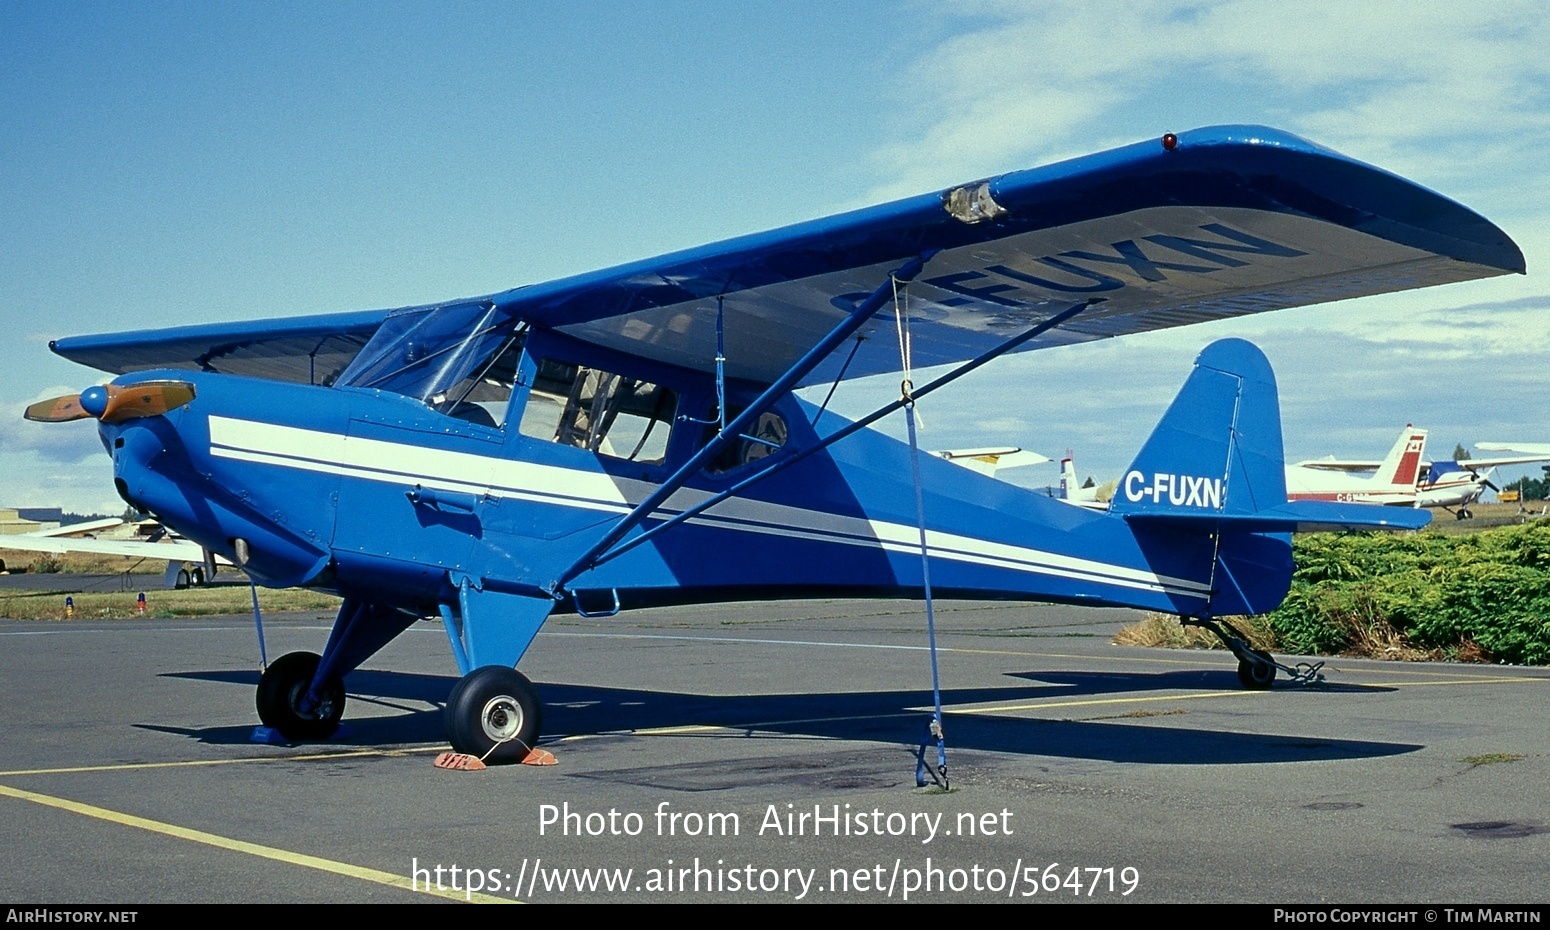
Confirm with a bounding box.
[519,359,677,465]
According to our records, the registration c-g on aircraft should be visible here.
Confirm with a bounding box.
[27,127,1525,764]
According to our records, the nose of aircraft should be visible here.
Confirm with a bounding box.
[24,380,196,424]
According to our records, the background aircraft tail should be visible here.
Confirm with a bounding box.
[1109,338,1427,616]
[1374,427,1428,490]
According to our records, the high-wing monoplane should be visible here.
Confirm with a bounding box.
[1290,429,1550,518]
[26,127,1524,762]
[1287,427,1431,507]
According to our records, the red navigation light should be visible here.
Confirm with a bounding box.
[1161,132,1178,152]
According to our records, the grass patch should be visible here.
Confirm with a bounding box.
[1113,613,1276,651]
[1462,753,1525,768]
[0,586,343,620]
[1095,709,1187,720]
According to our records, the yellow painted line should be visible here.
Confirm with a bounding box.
[633,724,726,735]
[0,747,443,779]
[1385,676,1547,687]
[628,695,1246,734]
[950,645,1550,681]
[1314,669,1543,682]
[949,645,1223,665]
[948,690,1252,715]
[0,782,512,904]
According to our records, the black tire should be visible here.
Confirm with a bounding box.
[1237,650,1276,690]
[190,566,206,586]
[174,568,191,589]
[256,651,345,739]
[445,666,542,765]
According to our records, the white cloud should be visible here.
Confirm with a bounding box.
[833,1,1550,491]
[869,1,1550,201]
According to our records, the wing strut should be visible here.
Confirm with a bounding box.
[580,297,1102,573]
[549,253,938,598]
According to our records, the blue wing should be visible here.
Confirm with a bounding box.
[52,125,1524,387]
[51,308,390,385]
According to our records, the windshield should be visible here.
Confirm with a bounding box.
[338,302,523,415]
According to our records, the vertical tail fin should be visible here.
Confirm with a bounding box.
[1374,427,1428,490]
[1109,338,1286,520]
[1059,455,1077,500]
[1107,338,1427,619]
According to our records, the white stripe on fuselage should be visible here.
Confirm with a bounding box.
[207,416,1210,598]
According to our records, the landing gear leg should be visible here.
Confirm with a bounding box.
[1180,616,1325,688]
[445,666,542,765]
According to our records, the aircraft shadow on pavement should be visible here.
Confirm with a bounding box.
[147,668,1419,765]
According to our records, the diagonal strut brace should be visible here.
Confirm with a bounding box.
[580,297,1103,573]
[549,252,938,597]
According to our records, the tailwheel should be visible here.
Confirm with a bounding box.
[445,666,542,765]
[1181,616,1314,688]
[1237,649,1277,690]
[256,651,345,739]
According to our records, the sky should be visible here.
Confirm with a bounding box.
[3,1,1548,514]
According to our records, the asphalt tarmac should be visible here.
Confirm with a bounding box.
[1,598,1546,904]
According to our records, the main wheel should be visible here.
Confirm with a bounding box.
[256,651,345,739]
[445,666,542,765]
[1237,650,1276,690]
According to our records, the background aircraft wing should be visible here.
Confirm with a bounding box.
[51,125,1524,388]
[1474,443,1550,459]
[0,532,208,563]
[1290,458,1386,472]
[1447,454,1550,470]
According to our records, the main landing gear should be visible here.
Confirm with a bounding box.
[444,666,542,765]
[1180,616,1325,689]
[256,651,346,739]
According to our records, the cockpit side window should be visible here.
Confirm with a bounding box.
[337,302,527,427]
[703,404,788,475]
[519,359,678,465]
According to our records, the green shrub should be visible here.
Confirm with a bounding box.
[1263,521,1550,665]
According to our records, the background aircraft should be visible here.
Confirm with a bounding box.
[932,446,1050,477]
[1289,429,1550,518]
[1056,454,1109,509]
[1286,427,1429,507]
[25,126,1523,763]
[0,519,225,587]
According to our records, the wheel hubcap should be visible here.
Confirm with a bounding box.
[481,694,523,742]
[288,680,334,721]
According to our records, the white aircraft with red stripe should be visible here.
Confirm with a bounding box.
[1285,428,1429,506]
[1287,430,1550,518]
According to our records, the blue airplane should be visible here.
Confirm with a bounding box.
[27,126,1524,763]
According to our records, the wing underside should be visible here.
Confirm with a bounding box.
[51,126,1524,388]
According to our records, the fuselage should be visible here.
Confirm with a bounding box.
[97,361,1266,623]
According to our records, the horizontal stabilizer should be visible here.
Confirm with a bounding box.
[1125,500,1431,533]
